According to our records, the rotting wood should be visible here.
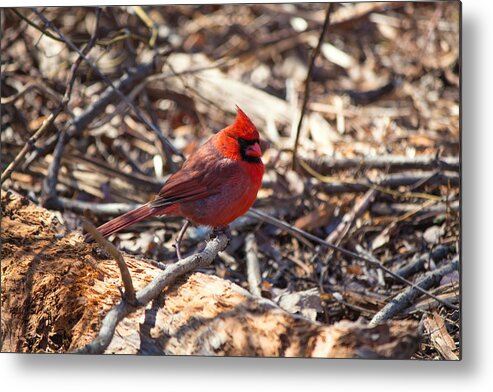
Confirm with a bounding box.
[423,311,459,360]
[1,191,418,358]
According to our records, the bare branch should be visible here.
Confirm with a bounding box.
[370,257,459,325]
[23,57,161,169]
[394,244,454,279]
[248,208,459,311]
[32,8,183,161]
[301,154,460,173]
[82,220,137,305]
[326,188,378,245]
[73,233,229,354]
[174,219,191,260]
[1,108,62,184]
[45,197,141,216]
[245,233,262,296]
[312,171,459,195]
[371,200,459,216]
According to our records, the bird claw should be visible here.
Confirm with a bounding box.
[173,243,182,260]
[210,226,231,242]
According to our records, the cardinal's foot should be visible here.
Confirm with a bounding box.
[210,226,232,242]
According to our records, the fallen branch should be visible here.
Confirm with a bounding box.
[313,171,459,194]
[32,9,183,161]
[371,200,459,216]
[369,257,459,326]
[37,197,141,217]
[99,273,418,357]
[73,233,229,354]
[326,188,378,245]
[245,233,262,296]
[82,220,137,305]
[249,208,458,311]
[302,154,459,172]
[394,245,454,279]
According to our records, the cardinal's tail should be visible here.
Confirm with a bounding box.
[85,203,154,242]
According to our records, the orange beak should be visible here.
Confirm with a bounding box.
[246,142,262,158]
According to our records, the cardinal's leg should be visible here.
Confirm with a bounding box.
[174,219,190,260]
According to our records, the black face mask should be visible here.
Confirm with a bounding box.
[238,137,262,164]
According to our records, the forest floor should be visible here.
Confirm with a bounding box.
[1,3,460,359]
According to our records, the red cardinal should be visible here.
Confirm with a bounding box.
[90,107,264,255]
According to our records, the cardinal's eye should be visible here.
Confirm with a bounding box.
[238,137,259,146]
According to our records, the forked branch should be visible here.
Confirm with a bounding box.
[73,233,229,354]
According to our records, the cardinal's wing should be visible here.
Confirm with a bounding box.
[149,144,239,209]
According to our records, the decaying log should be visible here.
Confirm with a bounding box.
[1,191,418,357]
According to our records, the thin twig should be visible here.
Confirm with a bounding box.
[24,57,162,169]
[326,188,378,245]
[1,108,62,184]
[10,8,148,47]
[370,257,459,325]
[41,8,102,206]
[292,4,332,169]
[32,8,184,161]
[82,220,137,305]
[174,219,190,260]
[248,208,458,311]
[73,233,229,354]
[1,82,62,106]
